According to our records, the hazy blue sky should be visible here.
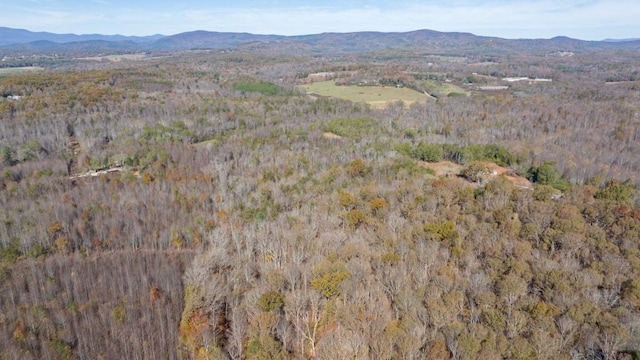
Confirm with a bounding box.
[1,0,638,40]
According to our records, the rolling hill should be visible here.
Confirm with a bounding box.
[2,27,640,56]
[0,26,164,47]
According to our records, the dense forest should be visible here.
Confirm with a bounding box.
[1,36,639,360]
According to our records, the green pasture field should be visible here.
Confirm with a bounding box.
[422,80,468,97]
[301,80,430,107]
[0,66,45,76]
[77,54,147,62]
[424,55,467,63]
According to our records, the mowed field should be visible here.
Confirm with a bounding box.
[77,54,147,62]
[301,80,430,107]
[0,66,44,76]
[422,79,468,97]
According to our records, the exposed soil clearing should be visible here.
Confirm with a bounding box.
[422,160,463,178]
[422,160,533,189]
[323,132,343,140]
[69,167,125,180]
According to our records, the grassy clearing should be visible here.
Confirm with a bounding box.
[324,117,379,138]
[77,54,147,62]
[234,81,280,95]
[0,66,44,76]
[422,80,468,97]
[301,80,429,107]
[425,55,467,63]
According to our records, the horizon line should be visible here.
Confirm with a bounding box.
[3,26,638,43]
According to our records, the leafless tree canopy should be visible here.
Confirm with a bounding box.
[1,42,639,359]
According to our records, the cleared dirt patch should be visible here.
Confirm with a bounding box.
[422,160,532,189]
[422,161,463,177]
[323,132,343,140]
[480,162,532,188]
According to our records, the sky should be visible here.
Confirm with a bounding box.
[1,0,638,41]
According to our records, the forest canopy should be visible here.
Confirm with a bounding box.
[0,39,639,360]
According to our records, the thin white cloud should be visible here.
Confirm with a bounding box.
[22,0,62,6]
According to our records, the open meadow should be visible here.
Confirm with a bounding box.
[0,66,44,76]
[77,54,148,62]
[301,80,430,107]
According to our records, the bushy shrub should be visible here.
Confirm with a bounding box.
[527,161,569,191]
[370,197,389,214]
[345,209,368,229]
[594,179,634,202]
[257,291,285,312]
[411,142,443,162]
[461,161,491,183]
[346,158,369,177]
[338,192,358,209]
[311,267,351,298]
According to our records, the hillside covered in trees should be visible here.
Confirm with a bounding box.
[0,32,639,359]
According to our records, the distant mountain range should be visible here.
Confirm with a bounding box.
[602,38,640,43]
[1,27,639,55]
[0,27,164,47]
